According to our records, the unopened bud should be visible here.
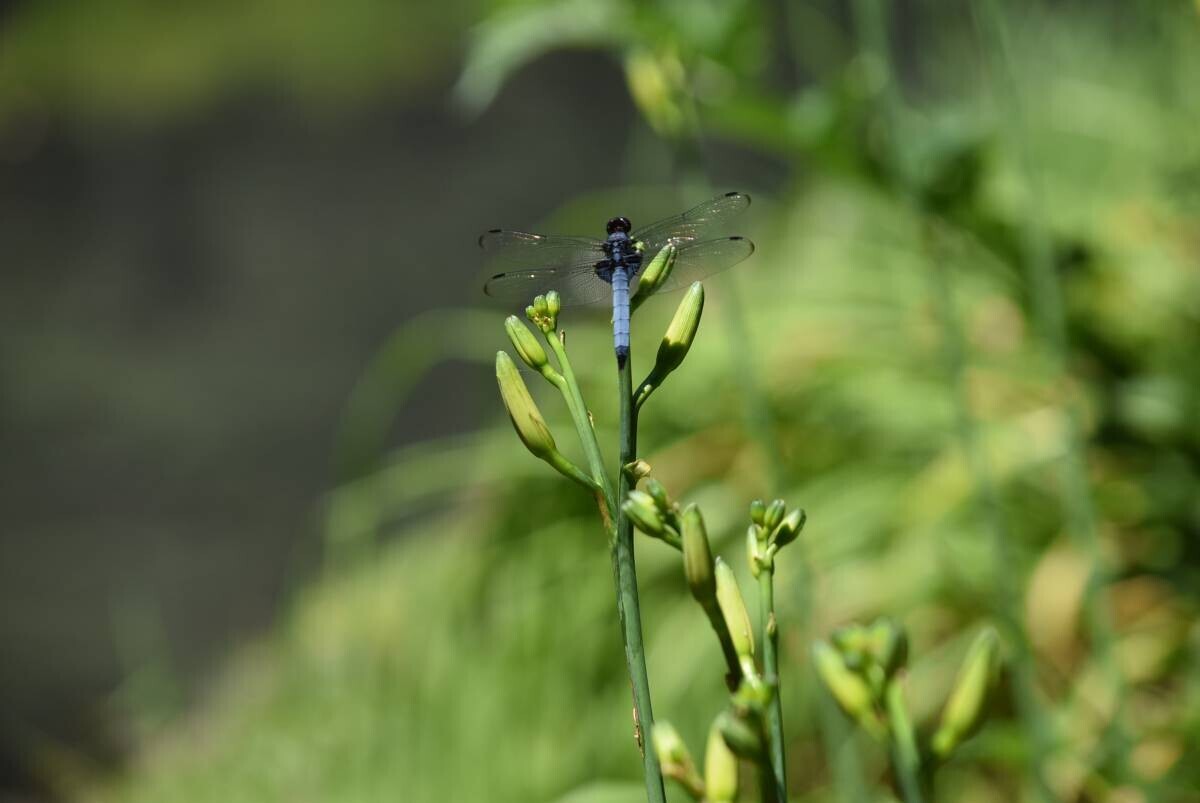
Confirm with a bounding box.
[932,628,1001,759]
[704,718,739,802]
[653,722,703,797]
[623,460,652,482]
[496,351,556,460]
[715,558,755,661]
[526,294,557,333]
[770,508,806,548]
[681,505,715,606]
[813,640,885,737]
[715,710,763,760]
[749,499,766,526]
[763,499,786,532]
[746,525,763,577]
[624,490,665,536]
[545,290,561,318]
[652,282,704,377]
[865,618,908,680]
[634,244,678,300]
[504,316,549,372]
[645,478,671,511]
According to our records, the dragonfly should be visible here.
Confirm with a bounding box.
[481,191,755,366]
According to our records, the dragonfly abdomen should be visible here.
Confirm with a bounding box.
[612,266,631,367]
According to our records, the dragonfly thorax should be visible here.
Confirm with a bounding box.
[596,228,643,285]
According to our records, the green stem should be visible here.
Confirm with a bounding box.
[614,352,665,803]
[884,681,927,803]
[758,569,787,802]
[546,333,617,526]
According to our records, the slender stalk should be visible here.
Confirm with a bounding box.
[614,352,665,803]
[758,569,787,802]
[884,681,927,803]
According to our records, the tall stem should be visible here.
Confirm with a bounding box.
[547,334,616,524]
[884,681,927,803]
[758,569,787,802]
[614,353,665,803]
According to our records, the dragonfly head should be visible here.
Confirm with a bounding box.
[606,216,632,235]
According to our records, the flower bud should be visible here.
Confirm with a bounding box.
[634,244,678,300]
[545,290,561,318]
[681,504,715,606]
[624,490,665,536]
[749,499,766,526]
[504,315,549,372]
[865,617,908,680]
[651,282,704,377]
[704,718,739,803]
[932,627,1001,759]
[770,507,806,548]
[644,478,671,511]
[762,499,786,533]
[496,351,556,460]
[623,459,652,482]
[715,709,763,760]
[526,293,557,333]
[715,558,755,661]
[813,640,885,737]
[746,525,763,577]
[653,722,703,796]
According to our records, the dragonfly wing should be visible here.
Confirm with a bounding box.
[478,229,606,272]
[484,260,613,307]
[647,236,755,294]
[631,191,751,253]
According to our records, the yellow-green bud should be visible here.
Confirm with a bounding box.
[634,243,678,300]
[652,282,704,377]
[526,294,557,333]
[746,525,763,577]
[749,499,766,526]
[932,628,1001,759]
[763,499,786,532]
[681,504,715,606]
[715,709,763,760]
[624,490,665,536]
[865,617,908,680]
[770,508,806,548]
[495,351,556,460]
[504,315,549,372]
[704,718,739,803]
[813,640,885,737]
[715,558,755,661]
[623,459,652,482]
[653,722,703,798]
[545,290,561,318]
[645,478,671,511]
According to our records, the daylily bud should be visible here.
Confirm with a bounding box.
[504,315,549,372]
[545,290,561,319]
[865,617,908,680]
[715,709,763,760]
[762,499,786,533]
[495,351,556,460]
[624,490,665,536]
[644,478,671,511]
[635,243,678,300]
[715,558,755,661]
[526,294,557,333]
[681,504,715,606]
[746,525,763,577]
[749,499,766,526]
[704,718,739,803]
[932,628,1001,759]
[813,640,885,737]
[652,282,704,377]
[653,722,704,798]
[770,507,806,548]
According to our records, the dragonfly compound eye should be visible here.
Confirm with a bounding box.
[606,216,632,234]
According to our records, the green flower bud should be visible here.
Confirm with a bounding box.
[746,525,763,577]
[770,508,806,548]
[495,351,556,460]
[624,490,665,536]
[526,294,557,333]
[504,315,549,372]
[653,722,703,799]
[932,628,1001,759]
[651,282,704,377]
[644,477,671,511]
[749,499,766,526]
[762,499,786,533]
[813,640,885,737]
[681,504,715,606]
[634,243,678,300]
[715,558,755,661]
[715,709,763,760]
[545,290,561,318]
[865,617,908,680]
[704,718,739,803]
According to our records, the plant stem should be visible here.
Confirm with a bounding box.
[884,681,927,803]
[614,352,665,803]
[758,569,787,802]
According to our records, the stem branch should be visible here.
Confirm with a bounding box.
[758,569,787,802]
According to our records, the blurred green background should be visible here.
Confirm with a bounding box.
[1,0,1197,801]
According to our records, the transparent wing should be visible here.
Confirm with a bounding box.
[638,236,755,296]
[483,260,613,307]
[478,229,605,272]
[631,191,751,253]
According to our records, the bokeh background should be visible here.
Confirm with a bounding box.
[1,0,1198,800]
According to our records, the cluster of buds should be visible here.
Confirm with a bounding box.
[746,498,806,577]
[622,478,683,549]
[524,291,560,335]
[651,717,740,803]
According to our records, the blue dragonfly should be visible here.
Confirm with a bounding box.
[481,192,754,366]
